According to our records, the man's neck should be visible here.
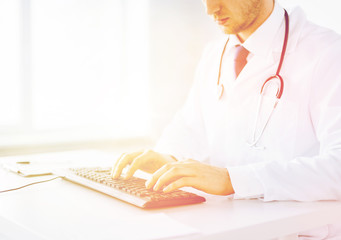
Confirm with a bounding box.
[237,0,275,43]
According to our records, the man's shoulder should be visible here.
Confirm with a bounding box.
[291,7,341,53]
[300,22,341,49]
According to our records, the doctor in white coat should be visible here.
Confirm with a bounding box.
[112,0,341,238]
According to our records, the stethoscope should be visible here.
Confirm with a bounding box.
[217,10,289,149]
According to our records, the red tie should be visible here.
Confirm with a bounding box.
[234,45,249,79]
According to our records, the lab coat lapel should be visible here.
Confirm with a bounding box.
[237,7,307,88]
[271,7,306,61]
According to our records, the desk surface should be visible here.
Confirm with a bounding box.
[1,151,341,240]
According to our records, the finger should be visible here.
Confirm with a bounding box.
[111,153,125,175]
[163,177,195,193]
[124,151,153,179]
[112,154,130,178]
[112,152,141,178]
[153,166,195,191]
[145,163,173,189]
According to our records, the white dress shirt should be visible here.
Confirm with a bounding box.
[155,2,341,238]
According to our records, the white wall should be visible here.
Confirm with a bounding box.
[278,0,341,34]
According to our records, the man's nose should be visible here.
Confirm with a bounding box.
[204,0,220,16]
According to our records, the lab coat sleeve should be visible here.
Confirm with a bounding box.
[229,40,341,201]
[153,45,212,163]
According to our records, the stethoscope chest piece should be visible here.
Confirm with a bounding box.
[217,84,224,100]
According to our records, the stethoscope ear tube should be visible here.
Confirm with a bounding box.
[260,10,288,100]
[276,10,289,77]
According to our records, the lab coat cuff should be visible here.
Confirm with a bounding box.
[228,165,264,199]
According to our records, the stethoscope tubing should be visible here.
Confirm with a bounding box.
[216,10,290,148]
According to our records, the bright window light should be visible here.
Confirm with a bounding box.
[0,0,22,128]
[31,0,125,130]
[0,0,150,145]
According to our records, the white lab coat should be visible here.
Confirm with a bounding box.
[154,2,341,239]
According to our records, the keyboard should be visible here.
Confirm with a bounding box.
[60,167,206,209]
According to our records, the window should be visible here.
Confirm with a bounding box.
[0,1,22,130]
[0,0,150,147]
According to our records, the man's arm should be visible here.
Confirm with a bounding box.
[145,159,234,195]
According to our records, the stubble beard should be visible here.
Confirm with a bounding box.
[220,0,262,36]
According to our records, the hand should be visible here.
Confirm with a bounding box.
[145,159,235,196]
[111,149,177,179]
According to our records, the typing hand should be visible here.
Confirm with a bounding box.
[111,150,177,179]
[145,159,235,196]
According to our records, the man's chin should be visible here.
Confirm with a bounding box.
[219,26,234,35]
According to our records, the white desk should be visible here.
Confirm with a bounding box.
[1,152,341,240]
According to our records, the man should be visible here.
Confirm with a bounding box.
[112,0,341,238]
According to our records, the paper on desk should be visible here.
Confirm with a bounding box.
[0,150,115,177]
[66,213,199,240]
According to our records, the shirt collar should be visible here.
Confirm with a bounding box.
[229,1,285,58]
